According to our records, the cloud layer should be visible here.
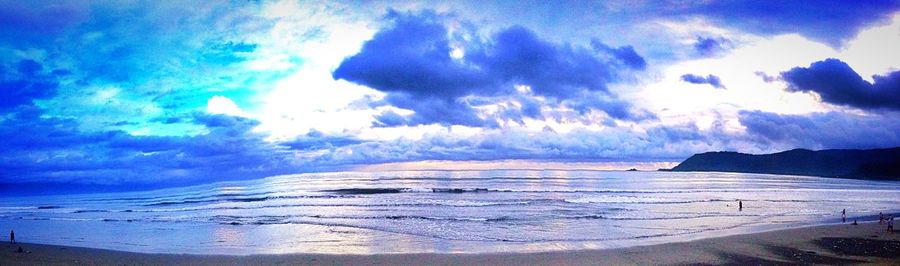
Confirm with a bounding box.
[0,2,899,191]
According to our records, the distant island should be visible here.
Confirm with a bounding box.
[667,147,900,180]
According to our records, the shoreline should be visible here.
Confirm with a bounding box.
[3,222,898,265]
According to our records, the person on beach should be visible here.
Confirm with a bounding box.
[9,230,14,244]
[738,200,742,211]
[889,217,894,233]
[880,212,885,224]
[841,209,846,223]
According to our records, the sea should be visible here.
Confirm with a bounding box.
[1,170,899,255]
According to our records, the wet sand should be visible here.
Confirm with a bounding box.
[2,221,898,265]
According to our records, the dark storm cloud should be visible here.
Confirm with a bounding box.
[469,25,617,99]
[781,58,900,110]
[332,11,488,99]
[680,74,725,89]
[682,0,900,47]
[334,10,648,126]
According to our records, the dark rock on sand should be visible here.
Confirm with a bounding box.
[815,237,900,258]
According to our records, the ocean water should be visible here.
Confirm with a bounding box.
[1,170,899,255]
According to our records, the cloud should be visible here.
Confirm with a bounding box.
[739,110,900,150]
[781,58,900,110]
[191,112,257,128]
[590,40,647,70]
[0,1,280,135]
[754,71,776,82]
[295,123,746,166]
[469,25,621,98]
[680,73,726,89]
[281,129,362,150]
[0,59,59,110]
[372,110,408,127]
[693,36,731,56]
[377,94,497,127]
[334,10,648,126]
[333,11,487,99]
[681,1,900,47]
[206,95,248,117]
[0,1,90,40]
[0,110,304,187]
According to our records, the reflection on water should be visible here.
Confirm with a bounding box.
[1,170,899,255]
[213,226,244,247]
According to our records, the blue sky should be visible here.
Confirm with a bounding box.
[1,0,899,190]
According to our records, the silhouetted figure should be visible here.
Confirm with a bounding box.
[738,200,743,211]
[880,212,885,224]
[888,217,894,233]
[841,209,846,223]
[9,230,13,244]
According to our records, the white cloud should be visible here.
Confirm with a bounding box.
[206,95,248,117]
[236,0,384,140]
[840,14,900,80]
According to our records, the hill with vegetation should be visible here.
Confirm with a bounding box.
[669,147,900,180]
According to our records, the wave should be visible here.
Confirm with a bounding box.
[201,214,772,243]
[249,212,756,224]
[564,198,731,205]
[139,200,536,213]
[142,195,350,207]
[321,187,493,194]
[72,209,109,213]
[432,188,489,193]
[322,188,410,194]
[115,186,875,209]
[192,212,760,226]
[319,187,851,195]
[207,214,515,225]
[319,187,746,194]
[596,213,758,221]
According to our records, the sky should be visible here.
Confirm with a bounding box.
[1,0,899,191]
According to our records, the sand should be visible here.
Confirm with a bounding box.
[2,221,898,265]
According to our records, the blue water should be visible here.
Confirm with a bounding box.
[1,170,899,254]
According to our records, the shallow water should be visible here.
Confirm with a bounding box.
[1,170,899,254]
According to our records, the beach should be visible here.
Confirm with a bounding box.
[3,171,899,264]
[4,171,899,255]
[3,221,898,265]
